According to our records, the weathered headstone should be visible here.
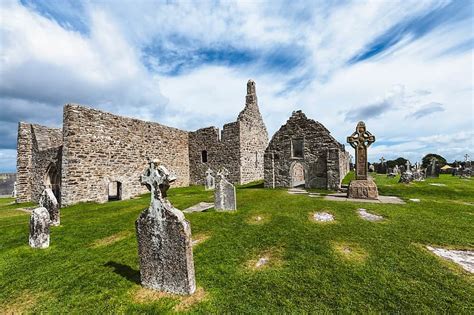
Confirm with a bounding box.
[346,121,379,199]
[214,167,237,211]
[460,154,472,178]
[426,157,440,178]
[377,157,387,174]
[204,168,215,191]
[29,207,50,249]
[12,181,17,198]
[39,188,60,226]
[135,161,196,295]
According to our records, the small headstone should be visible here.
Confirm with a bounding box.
[204,168,215,191]
[29,207,50,249]
[12,181,17,198]
[136,161,196,295]
[313,212,334,222]
[214,168,236,211]
[39,188,60,226]
[357,208,383,221]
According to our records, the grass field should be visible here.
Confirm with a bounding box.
[0,174,473,313]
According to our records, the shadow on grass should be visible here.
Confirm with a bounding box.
[104,261,140,284]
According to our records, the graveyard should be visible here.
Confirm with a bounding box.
[1,173,473,313]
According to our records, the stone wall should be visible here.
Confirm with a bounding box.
[61,105,189,206]
[188,80,268,185]
[264,110,349,190]
[16,123,62,203]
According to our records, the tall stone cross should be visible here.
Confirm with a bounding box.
[406,160,411,171]
[140,160,176,218]
[465,154,470,162]
[347,121,375,180]
[379,157,386,165]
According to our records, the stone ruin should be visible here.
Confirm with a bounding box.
[29,207,50,249]
[214,168,237,211]
[264,110,350,189]
[16,80,268,207]
[135,160,196,295]
[39,188,60,226]
[204,168,215,191]
[346,121,379,199]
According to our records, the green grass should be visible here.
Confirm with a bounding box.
[0,175,473,313]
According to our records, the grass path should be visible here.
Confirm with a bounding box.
[0,174,473,313]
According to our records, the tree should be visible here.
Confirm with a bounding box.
[422,153,447,168]
[387,157,408,168]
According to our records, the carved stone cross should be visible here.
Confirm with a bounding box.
[465,154,470,162]
[379,157,386,165]
[347,121,375,180]
[140,160,176,217]
[205,168,213,176]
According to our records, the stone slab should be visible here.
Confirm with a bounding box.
[29,207,50,249]
[427,246,474,273]
[357,208,383,221]
[324,193,405,204]
[39,188,60,226]
[182,202,214,213]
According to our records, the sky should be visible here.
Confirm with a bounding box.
[0,0,473,172]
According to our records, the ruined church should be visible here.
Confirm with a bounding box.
[16,80,268,206]
[264,110,350,189]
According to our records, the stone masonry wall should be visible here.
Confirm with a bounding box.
[238,80,269,184]
[61,105,189,206]
[264,111,348,189]
[16,123,62,203]
[188,80,268,185]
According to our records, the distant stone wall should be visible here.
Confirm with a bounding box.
[188,80,268,185]
[61,105,189,206]
[0,173,16,196]
[264,111,348,190]
[16,123,62,203]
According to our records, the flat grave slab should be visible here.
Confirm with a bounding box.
[182,202,214,213]
[287,188,308,195]
[324,193,405,204]
[427,246,474,273]
[358,208,384,221]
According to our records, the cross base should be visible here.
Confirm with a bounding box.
[347,178,379,200]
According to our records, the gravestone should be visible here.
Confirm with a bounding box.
[377,157,387,174]
[39,188,60,226]
[12,181,17,198]
[214,167,237,211]
[204,168,215,191]
[460,154,472,178]
[29,207,50,249]
[346,121,379,199]
[393,165,399,174]
[135,160,196,295]
[426,157,440,178]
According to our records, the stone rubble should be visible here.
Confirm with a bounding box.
[135,161,196,295]
[313,212,334,222]
[29,207,50,249]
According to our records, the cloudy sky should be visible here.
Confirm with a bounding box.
[0,0,473,172]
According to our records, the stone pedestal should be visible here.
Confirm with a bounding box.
[136,205,196,295]
[39,188,60,226]
[29,207,50,249]
[347,179,379,200]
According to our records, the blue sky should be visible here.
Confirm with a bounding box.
[0,0,473,172]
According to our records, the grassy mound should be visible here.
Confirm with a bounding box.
[0,174,473,313]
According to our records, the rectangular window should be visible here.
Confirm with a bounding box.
[201,150,208,163]
[292,139,304,158]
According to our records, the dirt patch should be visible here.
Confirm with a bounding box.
[192,233,211,247]
[332,241,367,263]
[0,290,43,314]
[245,247,284,271]
[91,231,132,248]
[246,214,271,225]
[131,286,207,311]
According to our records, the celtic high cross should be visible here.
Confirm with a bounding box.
[347,121,376,180]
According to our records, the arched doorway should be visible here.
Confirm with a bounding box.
[291,162,305,187]
[44,163,60,201]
